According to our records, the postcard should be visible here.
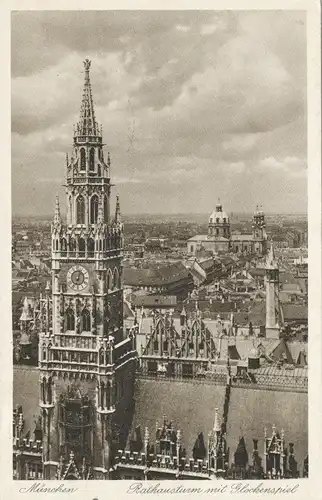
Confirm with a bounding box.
[1,1,321,499]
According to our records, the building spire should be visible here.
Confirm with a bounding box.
[213,407,220,433]
[266,240,277,269]
[20,297,32,322]
[97,197,104,225]
[76,59,99,137]
[54,196,61,224]
[115,195,121,224]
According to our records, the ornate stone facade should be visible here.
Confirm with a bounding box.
[187,205,267,256]
[13,60,137,480]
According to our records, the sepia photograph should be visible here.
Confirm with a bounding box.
[11,9,311,483]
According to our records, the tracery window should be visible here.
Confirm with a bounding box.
[80,148,86,171]
[87,238,94,258]
[79,238,86,257]
[90,195,99,224]
[113,268,119,289]
[104,195,108,222]
[81,308,91,332]
[61,238,67,252]
[66,308,75,331]
[76,196,85,224]
[69,238,76,253]
[89,148,95,171]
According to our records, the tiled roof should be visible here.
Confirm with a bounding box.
[132,295,177,308]
[281,283,302,292]
[199,259,215,270]
[249,268,266,278]
[226,387,308,472]
[231,234,254,242]
[282,304,308,322]
[287,342,308,365]
[124,262,190,287]
[187,234,208,242]
[129,378,226,456]
[123,301,134,319]
[13,366,39,437]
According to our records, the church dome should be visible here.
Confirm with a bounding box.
[209,204,229,224]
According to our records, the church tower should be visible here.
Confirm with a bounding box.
[252,206,267,254]
[208,202,230,239]
[265,242,280,339]
[38,60,137,480]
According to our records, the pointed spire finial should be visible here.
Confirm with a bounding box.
[115,195,121,224]
[97,197,104,224]
[75,59,100,137]
[54,195,61,224]
[83,58,91,73]
[20,296,32,322]
[214,408,220,433]
[266,239,277,270]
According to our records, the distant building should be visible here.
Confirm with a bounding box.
[187,204,267,256]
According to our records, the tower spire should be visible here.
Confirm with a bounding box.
[97,197,104,225]
[115,195,121,224]
[20,297,32,322]
[266,240,277,269]
[76,59,99,137]
[54,196,61,224]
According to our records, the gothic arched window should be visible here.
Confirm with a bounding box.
[87,238,95,258]
[69,238,76,253]
[98,165,101,177]
[68,196,73,224]
[81,308,91,332]
[106,270,111,290]
[79,238,86,256]
[89,148,95,171]
[113,268,119,289]
[47,377,52,404]
[80,148,86,171]
[42,377,47,404]
[66,308,75,331]
[104,195,108,223]
[90,195,99,224]
[76,196,85,224]
[61,238,67,252]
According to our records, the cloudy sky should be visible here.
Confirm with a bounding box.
[11,10,307,216]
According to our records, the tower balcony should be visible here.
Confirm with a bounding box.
[52,249,121,260]
[73,135,102,145]
[66,176,110,185]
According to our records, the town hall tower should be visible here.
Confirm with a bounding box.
[38,60,137,480]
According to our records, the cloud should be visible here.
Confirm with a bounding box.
[260,156,307,179]
[11,10,307,215]
[176,25,190,32]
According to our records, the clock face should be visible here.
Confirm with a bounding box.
[67,265,89,291]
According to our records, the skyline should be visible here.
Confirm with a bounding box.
[12,10,307,216]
